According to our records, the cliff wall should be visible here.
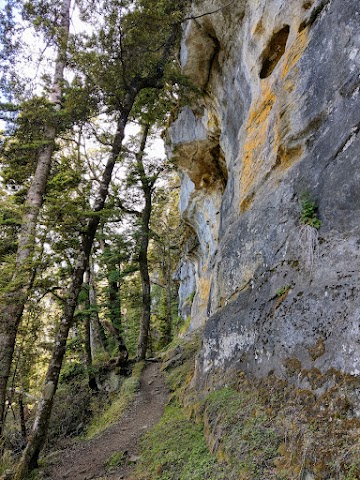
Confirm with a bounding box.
[168,0,360,391]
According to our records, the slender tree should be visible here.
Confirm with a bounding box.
[81,269,99,391]
[0,0,72,439]
[134,124,155,360]
[100,237,129,361]
[88,262,108,355]
[116,124,163,359]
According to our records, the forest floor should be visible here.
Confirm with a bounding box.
[43,362,167,480]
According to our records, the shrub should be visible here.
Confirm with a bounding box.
[300,193,321,229]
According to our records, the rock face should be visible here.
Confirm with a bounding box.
[169,0,360,391]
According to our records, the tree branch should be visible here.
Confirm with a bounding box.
[116,197,141,217]
[182,0,235,22]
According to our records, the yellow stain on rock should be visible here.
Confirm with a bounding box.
[197,276,211,312]
[281,27,309,79]
[239,26,309,213]
[240,82,275,212]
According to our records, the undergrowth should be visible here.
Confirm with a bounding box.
[298,193,321,271]
[204,386,280,479]
[134,405,232,480]
[85,361,145,439]
[299,194,321,229]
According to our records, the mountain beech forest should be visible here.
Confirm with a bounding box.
[1,0,360,479]
[0,0,189,477]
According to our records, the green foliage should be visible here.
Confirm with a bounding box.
[59,361,85,383]
[105,450,127,471]
[0,190,20,285]
[300,193,321,229]
[61,78,98,126]
[275,285,291,297]
[1,97,55,187]
[73,0,191,119]
[85,361,145,439]
[135,405,231,480]
[47,370,92,447]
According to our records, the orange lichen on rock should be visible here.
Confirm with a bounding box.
[239,27,309,212]
[240,82,275,212]
[281,27,309,79]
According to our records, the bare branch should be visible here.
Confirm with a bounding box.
[116,197,141,217]
[182,0,235,22]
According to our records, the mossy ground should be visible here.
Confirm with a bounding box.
[161,332,201,402]
[203,385,280,479]
[134,405,232,480]
[136,334,360,480]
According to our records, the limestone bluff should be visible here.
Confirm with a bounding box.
[168,0,360,395]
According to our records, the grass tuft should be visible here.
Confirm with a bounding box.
[105,450,127,470]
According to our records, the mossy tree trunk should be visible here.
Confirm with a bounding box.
[83,269,99,391]
[88,261,108,355]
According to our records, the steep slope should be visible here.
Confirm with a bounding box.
[169,0,360,393]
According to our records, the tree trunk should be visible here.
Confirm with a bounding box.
[136,125,152,360]
[88,262,107,355]
[83,270,98,391]
[165,240,173,345]
[108,267,122,332]
[101,240,128,359]
[18,394,27,442]
[137,226,151,360]
[0,0,71,439]
[14,111,131,479]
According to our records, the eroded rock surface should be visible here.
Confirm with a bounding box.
[169,0,360,393]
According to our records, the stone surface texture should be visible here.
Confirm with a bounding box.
[168,0,360,391]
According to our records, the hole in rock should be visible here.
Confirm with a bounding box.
[303,1,313,9]
[298,20,307,33]
[259,25,290,79]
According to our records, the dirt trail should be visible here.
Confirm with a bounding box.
[44,362,167,480]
